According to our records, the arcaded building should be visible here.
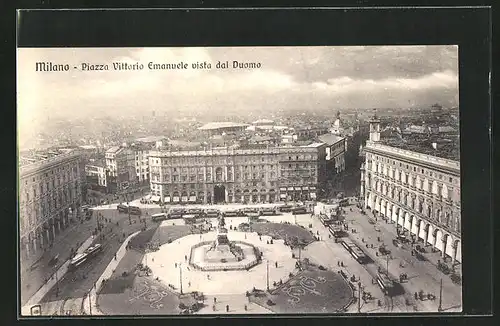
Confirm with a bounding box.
[19,149,85,259]
[148,143,327,204]
[360,114,461,264]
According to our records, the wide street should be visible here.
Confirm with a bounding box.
[341,205,462,312]
[297,209,413,313]
[20,218,101,306]
[36,206,154,315]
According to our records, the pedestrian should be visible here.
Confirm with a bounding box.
[212,304,216,311]
[214,297,217,303]
[414,292,418,300]
[337,261,340,267]
[175,263,177,268]
[226,304,229,312]
[341,261,344,267]
[114,253,117,261]
[188,281,191,287]
[244,304,248,311]
[185,255,187,261]
[275,261,278,268]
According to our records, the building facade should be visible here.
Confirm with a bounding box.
[148,144,327,204]
[85,160,109,191]
[19,150,85,259]
[133,146,150,184]
[360,115,461,264]
[318,133,346,174]
[105,146,136,191]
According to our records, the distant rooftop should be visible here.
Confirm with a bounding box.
[86,158,106,168]
[317,133,345,146]
[253,119,275,125]
[78,145,98,150]
[135,136,167,143]
[198,122,249,130]
[106,146,122,154]
[381,138,460,161]
[19,148,74,167]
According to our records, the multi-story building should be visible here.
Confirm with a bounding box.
[105,146,136,191]
[132,145,150,184]
[19,149,85,259]
[360,114,461,264]
[85,159,110,192]
[318,133,346,173]
[148,143,327,204]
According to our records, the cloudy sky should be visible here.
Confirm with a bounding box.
[17,46,458,134]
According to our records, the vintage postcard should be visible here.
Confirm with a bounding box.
[18,46,462,316]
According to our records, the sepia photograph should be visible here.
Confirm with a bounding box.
[18,45,462,316]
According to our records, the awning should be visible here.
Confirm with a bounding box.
[181,196,188,202]
[310,192,317,199]
[164,197,171,202]
[280,194,287,198]
[189,196,196,202]
[303,186,309,190]
[280,188,287,192]
[295,187,301,191]
[173,197,180,202]
[287,187,294,191]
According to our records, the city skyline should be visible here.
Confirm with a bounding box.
[18,46,458,142]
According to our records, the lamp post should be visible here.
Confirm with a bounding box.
[358,282,362,313]
[179,263,183,295]
[266,260,269,291]
[127,195,132,225]
[386,254,389,276]
[55,269,59,297]
[438,278,443,312]
[88,290,92,315]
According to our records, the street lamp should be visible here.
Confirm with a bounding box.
[179,263,183,295]
[88,290,93,315]
[438,278,443,312]
[127,195,132,225]
[55,269,59,297]
[266,260,270,291]
[358,282,362,313]
[386,254,390,276]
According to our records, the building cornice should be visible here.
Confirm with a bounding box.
[365,141,460,176]
[19,151,81,178]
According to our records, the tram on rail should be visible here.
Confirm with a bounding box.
[376,272,395,295]
[68,244,103,271]
[340,240,369,264]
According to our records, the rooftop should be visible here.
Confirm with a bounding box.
[380,137,460,161]
[135,136,167,143]
[19,148,81,176]
[86,158,107,168]
[105,146,122,154]
[198,122,250,130]
[317,133,345,146]
[19,149,73,167]
[252,119,275,125]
